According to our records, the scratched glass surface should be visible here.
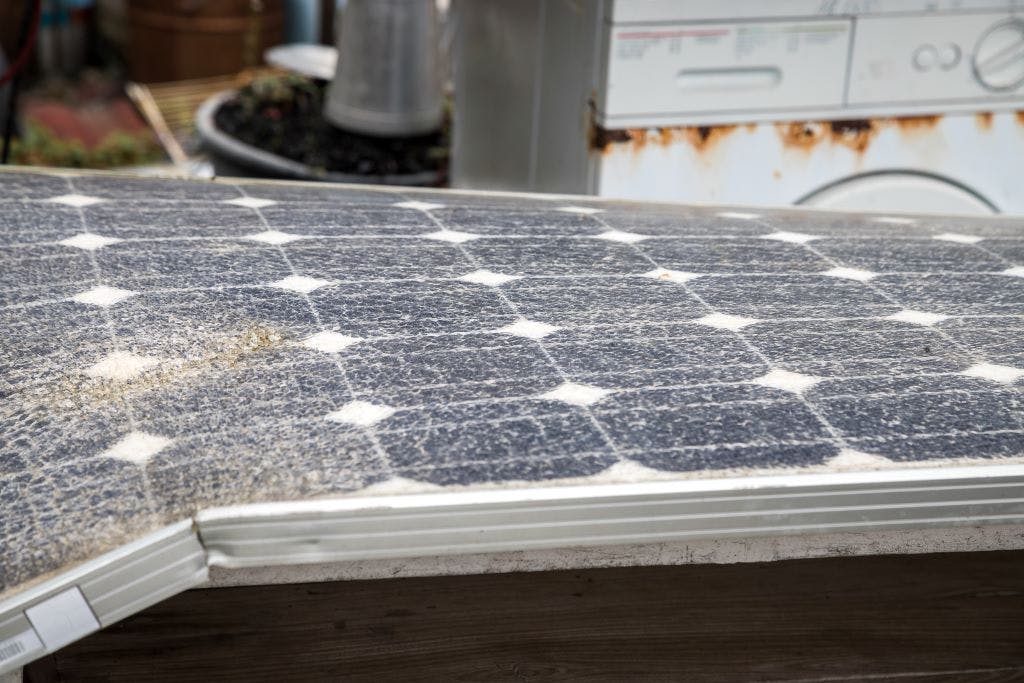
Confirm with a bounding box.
[1,170,1022,595]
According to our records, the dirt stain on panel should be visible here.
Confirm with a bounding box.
[45,325,288,412]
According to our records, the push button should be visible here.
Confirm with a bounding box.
[913,44,938,71]
[938,43,961,70]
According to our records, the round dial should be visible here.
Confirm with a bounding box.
[972,19,1024,91]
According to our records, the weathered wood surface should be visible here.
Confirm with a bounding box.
[26,550,1024,682]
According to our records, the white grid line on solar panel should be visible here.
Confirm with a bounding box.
[227,184,395,474]
[21,421,1024,482]
[0,176,1019,518]
[0,324,1005,385]
[94,381,1019,429]
[381,442,838,476]
[1,195,406,208]
[2,310,1022,374]
[0,190,1017,227]
[67,182,132,368]
[345,329,981,357]
[0,297,1013,344]
[585,211,855,447]
[31,445,612,482]
[23,411,612,475]
[1,325,1017,389]
[0,192,1021,241]
[0,265,1012,289]
[0,203,1015,234]
[29,423,1024,481]
[0,182,984,206]
[2,180,1015,458]
[4,267,1021,289]
[5,231,1019,257]
[6,232,1024,251]
[922,235,1018,267]
[16,402,1006,468]
[67,176,151,477]
[843,428,1024,445]
[12,376,1019,466]
[4,272,1023,315]
[604,428,1024,456]
[4,359,1019,402]
[794,237,1024,397]
[396,196,624,456]
[0,194,785,210]
[348,384,1022,415]
[0,193,1013,226]
[4,356,1011,419]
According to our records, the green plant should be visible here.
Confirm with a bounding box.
[10,124,164,169]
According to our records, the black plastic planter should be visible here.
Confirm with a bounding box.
[195,90,443,186]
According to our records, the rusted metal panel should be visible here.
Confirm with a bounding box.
[590,114,981,158]
[589,111,1024,208]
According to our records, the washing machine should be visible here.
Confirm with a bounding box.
[452,0,1024,215]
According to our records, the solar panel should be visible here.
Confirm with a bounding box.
[1,168,1023,603]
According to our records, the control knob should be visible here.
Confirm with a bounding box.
[973,19,1024,91]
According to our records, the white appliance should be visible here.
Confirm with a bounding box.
[452,0,1024,214]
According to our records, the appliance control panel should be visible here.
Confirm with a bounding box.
[599,1,1024,126]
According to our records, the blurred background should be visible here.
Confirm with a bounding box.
[0,0,346,176]
[1,0,1024,214]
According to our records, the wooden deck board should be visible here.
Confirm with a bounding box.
[25,550,1024,681]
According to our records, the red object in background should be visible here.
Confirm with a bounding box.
[21,95,151,148]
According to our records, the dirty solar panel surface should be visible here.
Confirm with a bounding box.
[2,169,1024,595]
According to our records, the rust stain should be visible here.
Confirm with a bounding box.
[589,123,738,155]
[1016,111,1024,126]
[589,124,632,153]
[682,124,737,152]
[775,122,826,152]
[592,113,952,159]
[630,128,650,151]
[893,114,941,132]
[828,119,876,154]
[772,169,782,180]
[586,98,632,153]
[772,116,939,155]
[591,111,985,161]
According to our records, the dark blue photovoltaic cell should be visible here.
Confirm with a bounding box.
[1,169,1022,596]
